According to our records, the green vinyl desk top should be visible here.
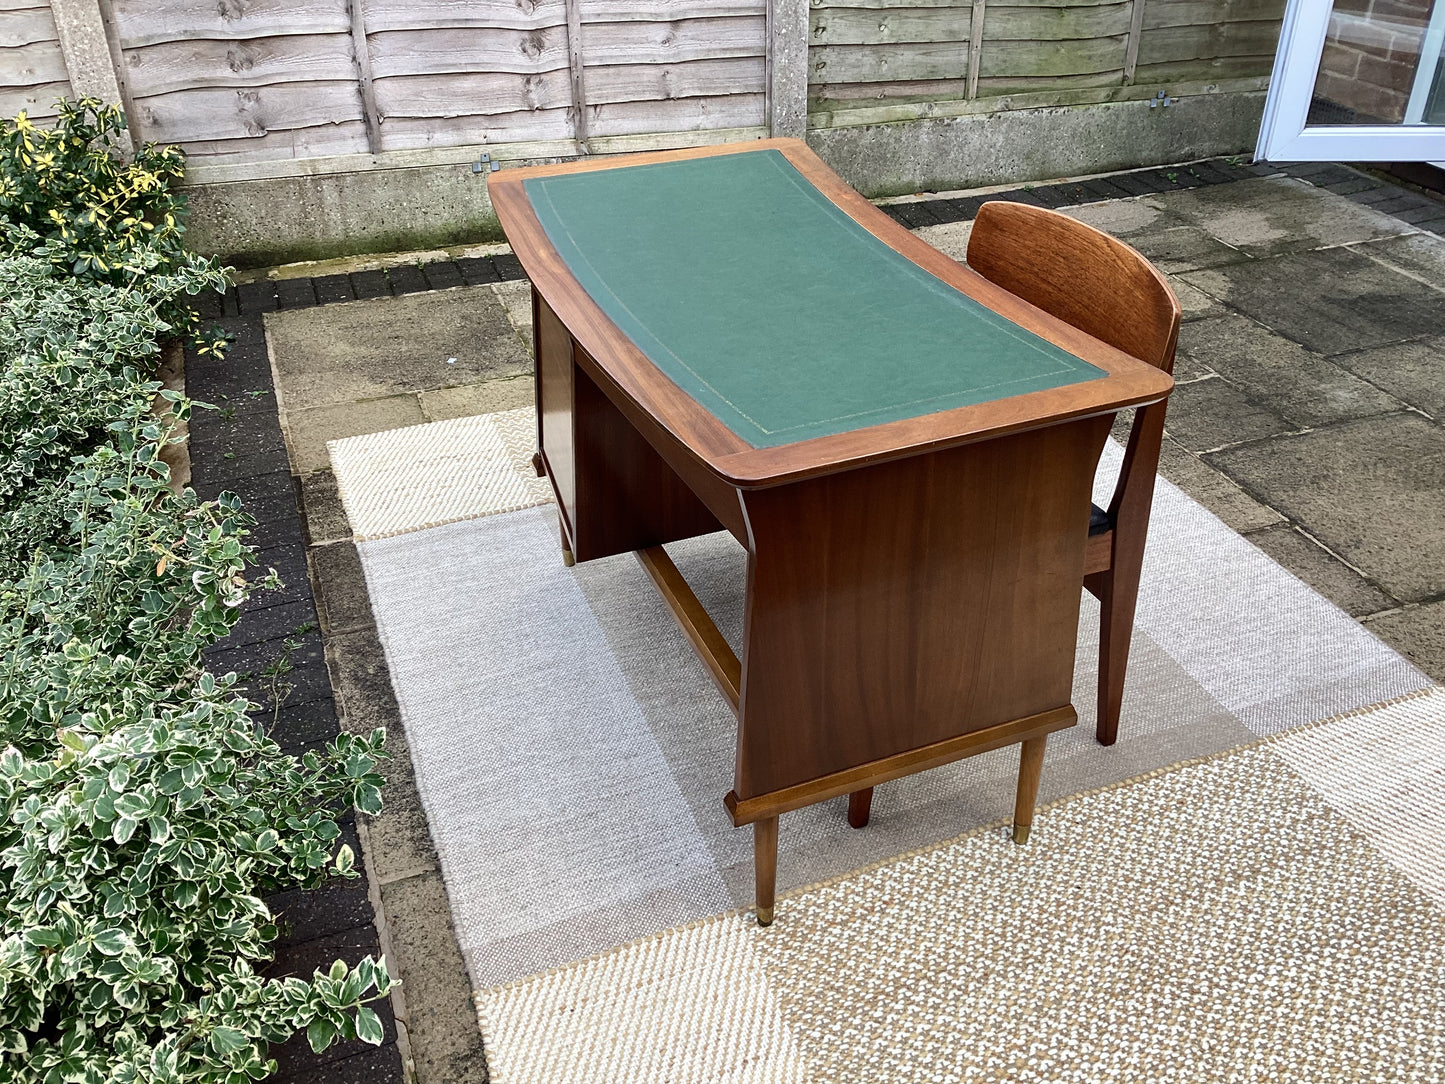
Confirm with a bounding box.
[522,149,1105,450]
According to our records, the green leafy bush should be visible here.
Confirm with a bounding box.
[0,99,227,357]
[0,103,393,1083]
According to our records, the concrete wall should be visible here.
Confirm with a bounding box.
[184,87,1266,267]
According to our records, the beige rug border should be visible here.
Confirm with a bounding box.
[473,684,1443,1003]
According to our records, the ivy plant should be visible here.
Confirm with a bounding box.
[0,102,393,1083]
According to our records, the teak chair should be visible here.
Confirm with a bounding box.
[846,201,1180,834]
[969,200,1182,747]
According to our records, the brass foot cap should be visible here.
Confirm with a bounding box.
[755,907,774,927]
[562,549,576,568]
[1012,824,1031,845]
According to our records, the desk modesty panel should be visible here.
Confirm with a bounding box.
[522,149,1106,449]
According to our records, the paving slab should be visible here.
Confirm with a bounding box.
[1156,437,1286,534]
[376,872,490,1082]
[1066,199,1250,273]
[1175,314,1404,427]
[1206,412,1445,603]
[1142,176,1415,258]
[302,470,355,545]
[1351,231,1445,287]
[912,219,973,261]
[266,286,530,412]
[420,375,535,421]
[1179,246,1445,356]
[1246,526,1396,617]
[312,542,377,636]
[492,279,534,351]
[1364,600,1445,682]
[327,628,442,884]
[1162,375,1296,452]
[1166,275,1229,322]
[1329,335,1445,419]
[286,395,427,474]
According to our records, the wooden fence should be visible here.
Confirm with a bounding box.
[2,0,1281,180]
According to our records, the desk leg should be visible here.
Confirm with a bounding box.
[559,514,575,568]
[754,817,778,926]
[847,787,873,829]
[1012,736,1047,844]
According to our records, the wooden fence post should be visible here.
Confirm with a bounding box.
[347,0,383,154]
[768,0,808,138]
[1124,0,1147,85]
[563,0,591,154]
[967,0,988,99]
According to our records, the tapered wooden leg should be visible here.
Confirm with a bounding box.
[559,515,575,568]
[847,787,873,829]
[754,817,778,926]
[1012,736,1047,844]
[531,451,545,477]
[1094,567,1141,747]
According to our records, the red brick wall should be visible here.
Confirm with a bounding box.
[1313,0,1435,123]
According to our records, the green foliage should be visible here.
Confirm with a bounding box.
[0,99,228,356]
[0,103,392,1083]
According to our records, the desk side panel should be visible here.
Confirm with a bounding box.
[733,416,1110,800]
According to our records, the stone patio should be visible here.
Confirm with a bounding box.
[189,157,1445,1084]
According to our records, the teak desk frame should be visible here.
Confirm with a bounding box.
[489,140,1174,926]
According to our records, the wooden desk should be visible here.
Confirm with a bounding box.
[489,140,1174,925]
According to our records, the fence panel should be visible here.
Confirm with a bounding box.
[810,0,974,105]
[106,0,372,162]
[0,1,72,120]
[1133,0,1286,84]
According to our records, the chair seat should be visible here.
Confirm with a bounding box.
[1089,503,1112,536]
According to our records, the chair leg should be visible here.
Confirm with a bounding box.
[847,787,873,829]
[754,817,779,926]
[1095,568,1141,747]
[1012,736,1047,844]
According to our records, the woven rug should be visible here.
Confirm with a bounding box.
[329,408,1438,1079]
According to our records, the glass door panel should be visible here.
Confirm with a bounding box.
[1258,0,1445,161]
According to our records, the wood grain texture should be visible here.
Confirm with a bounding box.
[811,7,971,47]
[1012,734,1047,841]
[129,81,367,143]
[584,57,765,104]
[376,108,574,149]
[365,27,569,78]
[0,36,68,86]
[585,93,765,137]
[535,295,727,562]
[0,6,60,49]
[579,16,766,65]
[118,33,359,97]
[107,0,350,48]
[371,70,572,118]
[169,120,370,160]
[0,79,70,116]
[732,417,1107,798]
[724,707,1076,823]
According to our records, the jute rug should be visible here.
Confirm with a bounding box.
[330,408,1439,1080]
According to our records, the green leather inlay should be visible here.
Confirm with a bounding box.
[525,150,1104,449]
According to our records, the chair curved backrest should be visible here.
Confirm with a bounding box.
[965,201,1181,372]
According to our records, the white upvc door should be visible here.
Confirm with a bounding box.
[1258,0,1445,162]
